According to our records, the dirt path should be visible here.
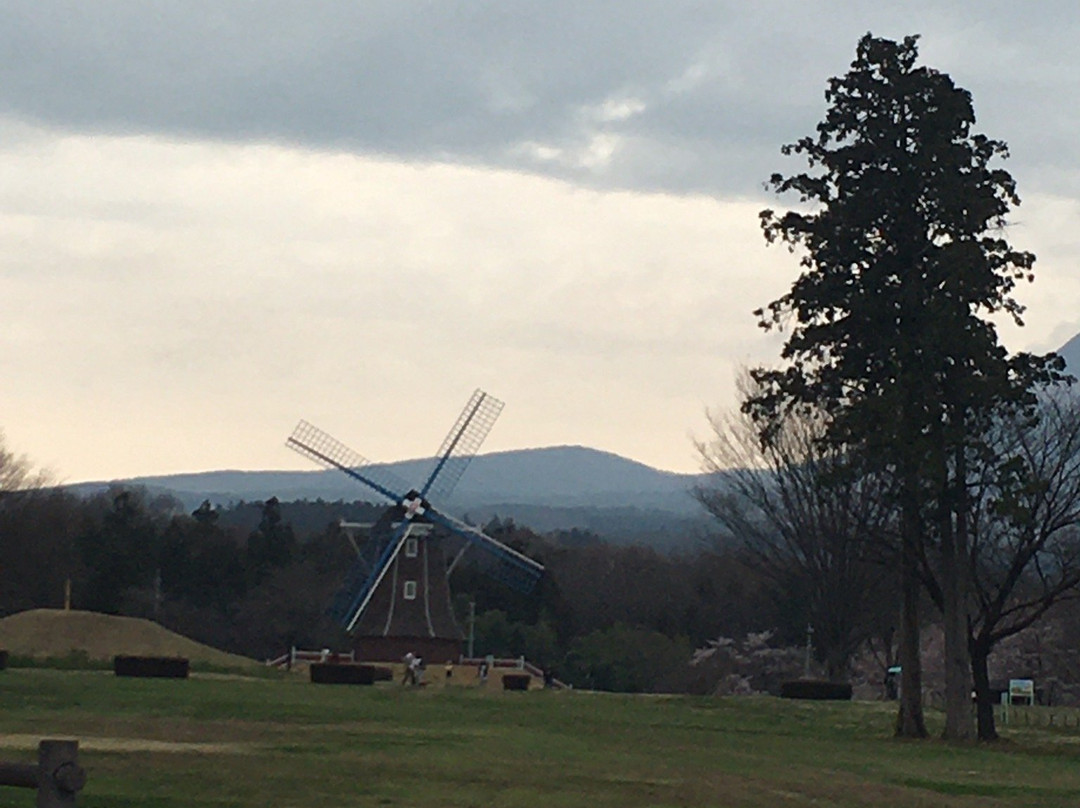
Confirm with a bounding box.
[0,733,254,754]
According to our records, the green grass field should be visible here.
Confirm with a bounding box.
[2,670,1080,807]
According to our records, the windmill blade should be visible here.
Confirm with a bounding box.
[330,519,414,632]
[286,420,410,504]
[420,389,504,500]
[425,508,543,593]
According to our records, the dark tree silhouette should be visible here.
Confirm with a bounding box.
[747,33,1062,738]
[76,489,164,614]
[245,497,297,586]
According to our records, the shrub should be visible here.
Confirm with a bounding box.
[562,625,693,693]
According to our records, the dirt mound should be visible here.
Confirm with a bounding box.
[0,609,258,669]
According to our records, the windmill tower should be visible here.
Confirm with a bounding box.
[286,389,543,662]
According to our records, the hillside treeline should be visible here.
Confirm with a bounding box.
[6,406,1080,703]
[0,483,811,690]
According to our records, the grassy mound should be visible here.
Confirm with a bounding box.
[0,609,258,671]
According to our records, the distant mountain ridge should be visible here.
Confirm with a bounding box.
[67,446,714,548]
[1057,332,1080,374]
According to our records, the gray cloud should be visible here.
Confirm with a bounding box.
[4,2,1077,196]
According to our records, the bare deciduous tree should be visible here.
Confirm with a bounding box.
[920,389,1080,740]
[0,430,50,494]
[695,388,893,681]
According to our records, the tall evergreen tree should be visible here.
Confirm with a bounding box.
[747,34,1062,738]
[161,500,246,610]
[245,497,297,586]
[77,489,162,614]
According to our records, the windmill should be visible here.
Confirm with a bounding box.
[286,389,544,662]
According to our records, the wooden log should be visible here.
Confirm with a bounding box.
[0,740,85,807]
[0,761,36,789]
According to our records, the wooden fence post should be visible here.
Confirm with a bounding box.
[0,739,85,807]
[37,740,85,807]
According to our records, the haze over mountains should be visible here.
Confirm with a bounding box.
[70,446,716,549]
[70,334,1080,549]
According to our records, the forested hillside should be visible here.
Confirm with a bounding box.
[0,482,801,692]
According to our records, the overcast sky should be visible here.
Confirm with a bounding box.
[3,2,1080,483]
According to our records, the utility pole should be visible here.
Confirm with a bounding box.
[467,600,476,658]
[804,624,814,678]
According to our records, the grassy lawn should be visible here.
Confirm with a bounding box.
[1,670,1079,807]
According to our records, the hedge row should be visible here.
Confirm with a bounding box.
[779,679,852,700]
[114,656,190,679]
[372,665,393,682]
[502,673,531,691]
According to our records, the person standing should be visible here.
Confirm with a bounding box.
[412,655,424,686]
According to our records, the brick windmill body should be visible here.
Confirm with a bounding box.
[343,515,463,662]
[287,390,544,664]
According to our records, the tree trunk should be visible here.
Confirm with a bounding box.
[940,530,973,739]
[941,444,974,740]
[825,643,850,683]
[896,494,928,738]
[970,636,998,741]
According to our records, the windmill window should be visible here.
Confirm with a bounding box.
[405,537,418,558]
[403,580,417,600]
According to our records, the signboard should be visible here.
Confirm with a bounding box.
[1008,679,1035,706]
